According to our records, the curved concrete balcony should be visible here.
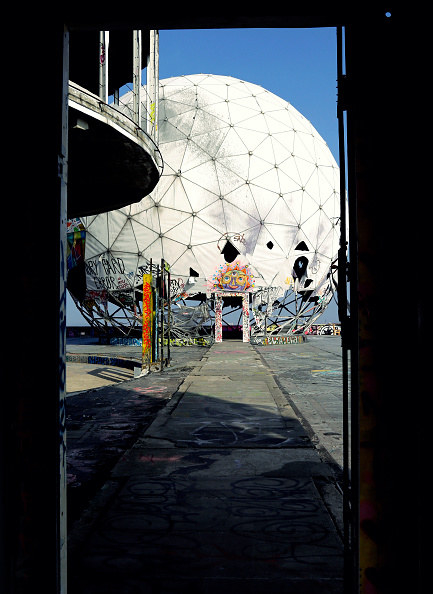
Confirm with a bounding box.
[68,81,163,218]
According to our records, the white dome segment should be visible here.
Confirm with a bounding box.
[75,74,341,335]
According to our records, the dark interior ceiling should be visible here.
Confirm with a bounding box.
[66,10,386,99]
[68,16,335,97]
[65,13,361,31]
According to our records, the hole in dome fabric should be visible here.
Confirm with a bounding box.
[221,241,240,263]
[295,241,309,251]
[293,256,309,278]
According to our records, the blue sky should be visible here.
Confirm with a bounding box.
[67,27,340,325]
[158,28,339,160]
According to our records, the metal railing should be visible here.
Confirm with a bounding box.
[68,80,163,178]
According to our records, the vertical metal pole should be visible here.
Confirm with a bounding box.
[147,30,159,141]
[154,30,159,144]
[160,259,165,370]
[58,26,69,594]
[337,25,354,593]
[167,268,171,365]
[133,30,142,126]
[149,258,153,371]
[154,264,159,366]
[99,31,109,103]
[345,31,360,594]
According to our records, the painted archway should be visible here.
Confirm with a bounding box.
[214,292,250,342]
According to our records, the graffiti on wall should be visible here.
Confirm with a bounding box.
[251,287,283,332]
[84,256,134,291]
[250,324,340,345]
[305,324,341,336]
[110,337,142,346]
[109,336,213,347]
[213,292,250,343]
[215,295,223,342]
[251,334,306,345]
[242,293,250,342]
[67,218,86,271]
[142,274,153,365]
[211,261,254,292]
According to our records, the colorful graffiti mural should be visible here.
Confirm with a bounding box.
[66,218,86,271]
[109,336,212,347]
[214,295,223,343]
[211,261,254,292]
[242,293,250,342]
[251,334,306,345]
[305,324,341,336]
[142,274,153,366]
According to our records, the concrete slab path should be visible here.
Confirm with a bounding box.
[67,340,344,593]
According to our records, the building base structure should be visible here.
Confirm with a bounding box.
[214,292,250,343]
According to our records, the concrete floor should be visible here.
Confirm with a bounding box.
[66,361,135,393]
[66,337,345,593]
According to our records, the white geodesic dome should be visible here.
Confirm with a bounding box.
[68,74,341,336]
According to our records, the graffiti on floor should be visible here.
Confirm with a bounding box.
[173,420,309,449]
[70,475,343,580]
[132,386,169,397]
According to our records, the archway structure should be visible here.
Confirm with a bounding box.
[214,292,250,342]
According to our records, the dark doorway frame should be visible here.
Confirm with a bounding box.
[4,11,423,594]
